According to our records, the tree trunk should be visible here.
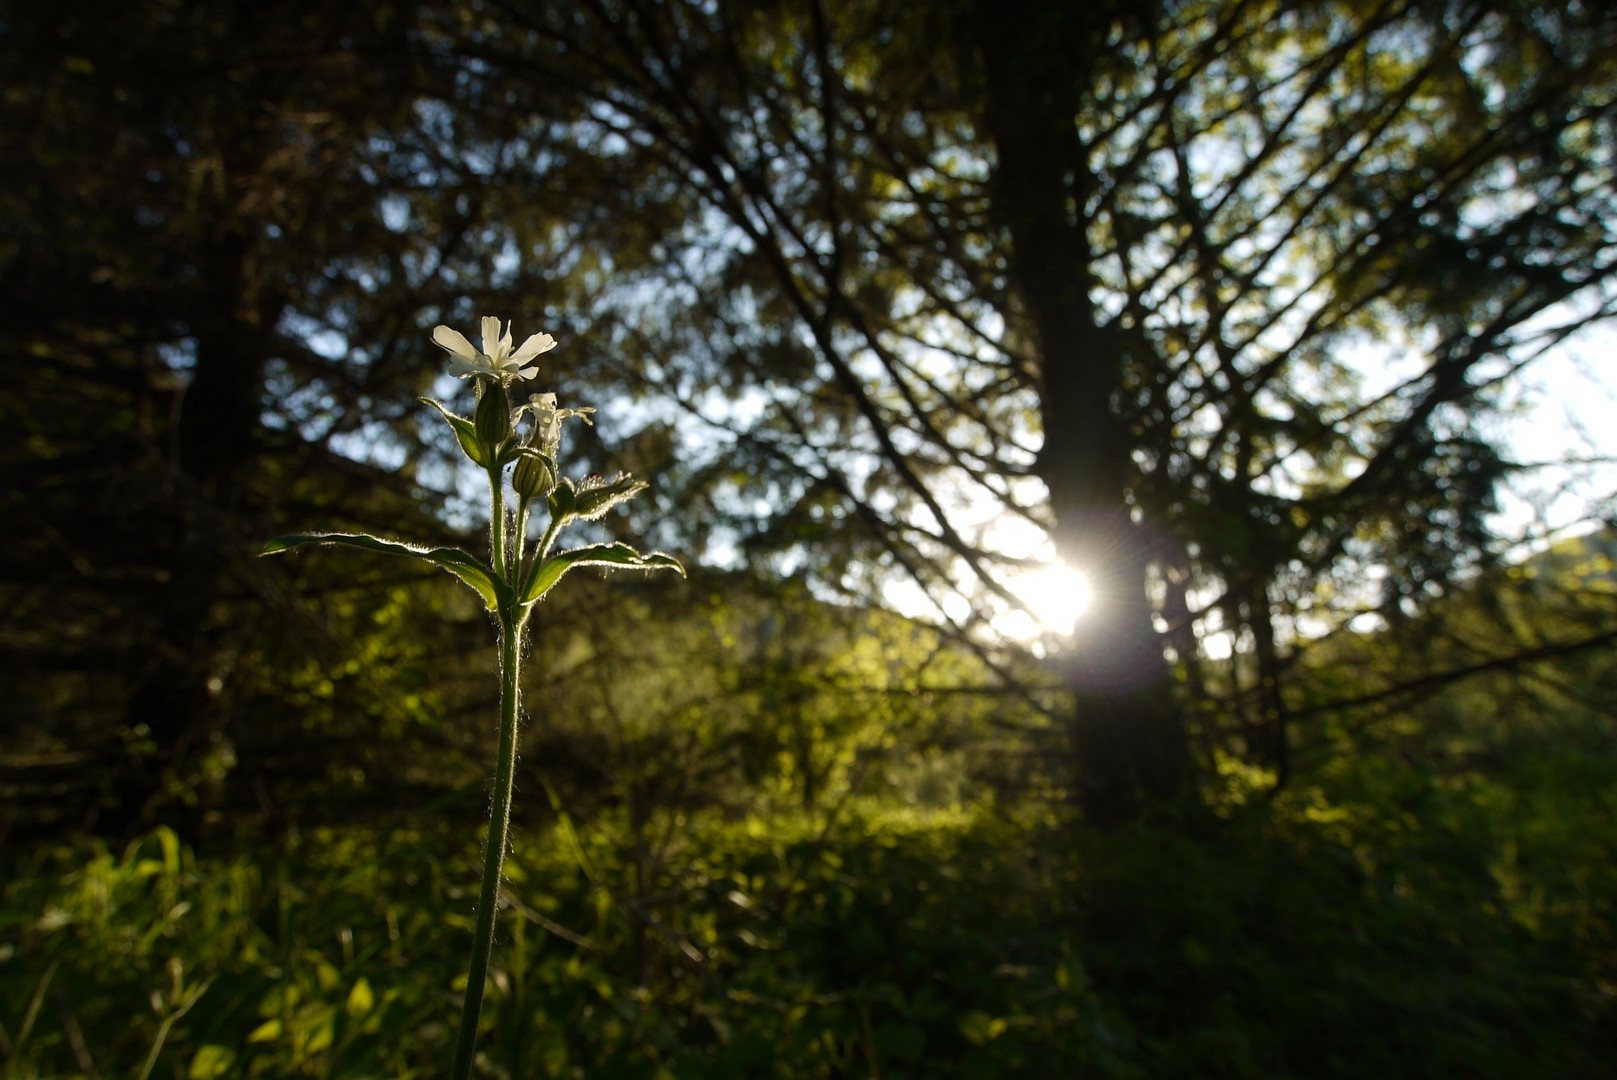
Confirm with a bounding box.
[973,0,1189,823]
[118,231,270,834]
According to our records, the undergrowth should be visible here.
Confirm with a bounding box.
[3,744,1613,1078]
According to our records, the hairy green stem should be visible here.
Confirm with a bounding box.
[536,509,565,564]
[488,468,507,581]
[514,497,534,590]
[452,607,526,1078]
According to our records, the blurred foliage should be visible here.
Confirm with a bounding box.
[2,536,1615,1076]
[3,713,1613,1077]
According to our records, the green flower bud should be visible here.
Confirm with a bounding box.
[474,378,513,452]
[512,449,558,500]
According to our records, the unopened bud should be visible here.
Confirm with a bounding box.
[474,379,513,451]
[512,450,557,500]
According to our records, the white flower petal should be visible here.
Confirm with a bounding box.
[446,355,485,378]
[515,364,540,380]
[509,332,556,364]
[432,325,480,361]
[480,316,503,359]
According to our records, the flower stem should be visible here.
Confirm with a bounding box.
[514,496,533,589]
[488,468,508,582]
[452,607,526,1078]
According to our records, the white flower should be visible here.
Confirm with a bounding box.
[432,316,556,380]
[522,392,594,458]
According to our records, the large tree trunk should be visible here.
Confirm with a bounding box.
[118,232,271,834]
[973,0,1189,823]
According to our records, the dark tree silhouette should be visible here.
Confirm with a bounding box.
[6,0,1613,827]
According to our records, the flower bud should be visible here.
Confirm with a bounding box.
[512,449,558,500]
[474,378,513,452]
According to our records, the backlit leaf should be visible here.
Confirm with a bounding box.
[519,542,684,605]
[262,533,506,611]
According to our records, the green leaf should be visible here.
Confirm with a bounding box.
[420,397,487,467]
[188,1045,237,1079]
[519,542,684,604]
[493,437,523,467]
[549,477,577,519]
[261,533,506,611]
[345,977,375,1018]
[246,1018,281,1043]
[959,1011,1008,1046]
[572,473,649,521]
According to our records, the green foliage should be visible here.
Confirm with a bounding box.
[518,573,1047,824]
[5,708,1614,1079]
[17,539,1615,1078]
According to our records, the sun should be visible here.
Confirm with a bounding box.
[1003,560,1093,639]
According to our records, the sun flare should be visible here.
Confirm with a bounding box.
[1013,560,1093,638]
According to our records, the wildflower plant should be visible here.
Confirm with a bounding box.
[262,316,682,1076]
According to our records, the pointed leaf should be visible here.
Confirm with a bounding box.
[572,474,649,521]
[262,532,506,611]
[520,542,685,605]
[493,437,523,467]
[549,477,577,519]
[419,397,487,467]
